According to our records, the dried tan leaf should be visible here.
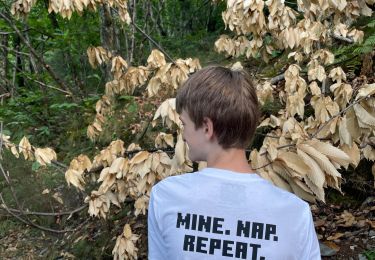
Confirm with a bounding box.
[307,140,351,169]
[297,143,341,190]
[353,103,375,126]
[19,136,33,160]
[355,83,375,100]
[340,143,360,167]
[65,169,85,190]
[130,151,149,165]
[277,151,309,177]
[35,147,57,166]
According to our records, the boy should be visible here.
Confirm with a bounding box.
[148,66,321,259]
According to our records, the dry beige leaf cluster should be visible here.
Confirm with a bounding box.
[111,56,129,80]
[34,148,57,166]
[215,0,371,60]
[147,49,167,69]
[283,64,307,117]
[155,132,174,148]
[152,98,181,128]
[87,49,200,140]
[10,0,36,18]
[267,0,297,31]
[104,0,131,24]
[92,140,125,168]
[105,66,150,97]
[132,150,171,181]
[215,35,252,58]
[87,95,111,140]
[1,135,58,169]
[152,102,193,174]
[19,136,33,160]
[329,67,352,110]
[87,46,112,69]
[4,135,57,166]
[0,134,19,158]
[170,133,192,175]
[251,138,351,203]
[255,63,375,201]
[147,57,201,97]
[112,224,139,260]
[85,190,120,218]
[65,154,92,190]
[222,0,266,36]
[12,0,131,22]
[67,139,172,220]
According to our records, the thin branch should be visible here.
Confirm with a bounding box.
[269,73,285,85]
[332,33,354,44]
[0,93,11,99]
[3,204,87,216]
[0,122,3,157]
[2,55,72,95]
[0,28,31,35]
[253,161,273,170]
[23,74,72,95]
[111,6,176,64]
[0,194,76,233]
[0,43,30,56]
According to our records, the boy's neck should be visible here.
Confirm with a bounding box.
[205,145,254,174]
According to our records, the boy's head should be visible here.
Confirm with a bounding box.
[176,66,259,149]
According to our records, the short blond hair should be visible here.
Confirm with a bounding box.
[176,66,259,149]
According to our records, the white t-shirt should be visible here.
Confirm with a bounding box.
[148,168,321,260]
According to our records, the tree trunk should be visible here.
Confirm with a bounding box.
[129,0,137,64]
[14,35,25,88]
[99,4,119,81]
[0,34,9,93]
[24,24,39,74]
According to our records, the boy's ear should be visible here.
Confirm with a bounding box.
[202,117,215,140]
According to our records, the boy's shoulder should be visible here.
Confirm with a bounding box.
[152,172,196,191]
[152,170,309,209]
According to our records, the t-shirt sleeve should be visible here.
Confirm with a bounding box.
[300,206,321,259]
[148,187,168,259]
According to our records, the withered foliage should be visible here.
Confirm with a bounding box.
[4,0,375,258]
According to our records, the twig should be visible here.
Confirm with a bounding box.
[0,28,31,35]
[2,57,72,96]
[23,75,72,95]
[0,194,76,233]
[332,34,354,44]
[253,161,273,170]
[0,43,30,56]
[3,204,87,216]
[260,144,295,156]
[132,22,176,64]
[0,122,3,157]
[135,118,152,142]
[111,7,176,64]
[269,73,285,85]
[0,93,10,99]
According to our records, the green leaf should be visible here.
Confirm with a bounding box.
[50,103,79,109]
[32,162,41,171]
